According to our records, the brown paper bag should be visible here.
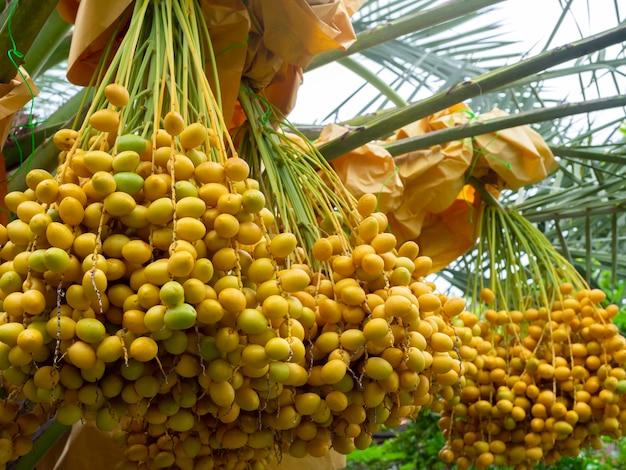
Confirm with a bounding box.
[416,185,482,273]
[322,103,557,273]
[57,0,133,86]
[56,0,362,123]
[373,104,475,249]
[36,422,123,470]
[390,103,474,215]
[0,68,39,148]
[320,124,404,214]
[199,1,251,127]
[469,107,558,189]
[254,0,357,69]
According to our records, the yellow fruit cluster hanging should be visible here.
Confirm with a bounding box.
[0,1,477,468]
[439,285,626,469]
[435,201,626,470]
[0,382,50,466]
[0,123,466,468]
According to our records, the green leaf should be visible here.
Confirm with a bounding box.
[22,8,72,79]
[318,23,626,160]
[0,0,61,83]
[307,0,508,71]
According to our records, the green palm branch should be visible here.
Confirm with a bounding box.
[302,0,626,303]
[1,0,625,466]
[3,0,625,299]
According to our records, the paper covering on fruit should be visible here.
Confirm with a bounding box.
[0,68,39,149]
[56,0,362,125]
[320,102,558,272]
[0,1,624,470]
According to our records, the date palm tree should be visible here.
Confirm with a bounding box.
[3,0,625,293]
[300,0,626,303]
[0,0,624,465]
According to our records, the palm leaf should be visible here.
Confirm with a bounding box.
[298,0,626,303]
[0,0,61,82]
[317,23,626,159]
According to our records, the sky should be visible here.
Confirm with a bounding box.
[285,0,625,292]
[288,0,625,127]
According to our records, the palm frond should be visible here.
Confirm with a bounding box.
[298,0,626,300]
[317,23,626,160]
[0,0,61,83]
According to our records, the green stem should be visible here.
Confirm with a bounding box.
[585,212,592,285]
[318,23,626,161]
[548,145,626,165]
[553,218,574,267]
[74,3,138,143]
[611,212,618,294]
[171,0,227,153]
[496,209,525,310]
[152,0,163,145]
[382,95,626,156]
[0,0,60,83]
[494,59,626,91]
[307,0,507,71]
[472,213,484,311]
[565,250,626,269]
[194,1,221,110]
[467,176,503,210]
[524,203,626,222]
[35,35,71,76]
[238,90,289,230]
[337,57,407,108]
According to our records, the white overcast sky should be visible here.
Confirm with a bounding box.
[289,0,624,125]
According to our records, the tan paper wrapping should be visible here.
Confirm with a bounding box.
[56,0,362,124]
[36,422,125,470]
[320,124,404,214]
[320,105,475,271]
[36,422,346,470]
[255,0,357,68]
[323,104,557,273]
[470,107,558,190]
[275,450,346,470]
[199,1,251,127]
[263,63,304,119]
[57,0,134,87]
[390,103,475,232]
[416,185,483,273]
[0,68,39,148]
[0,68,39,226]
